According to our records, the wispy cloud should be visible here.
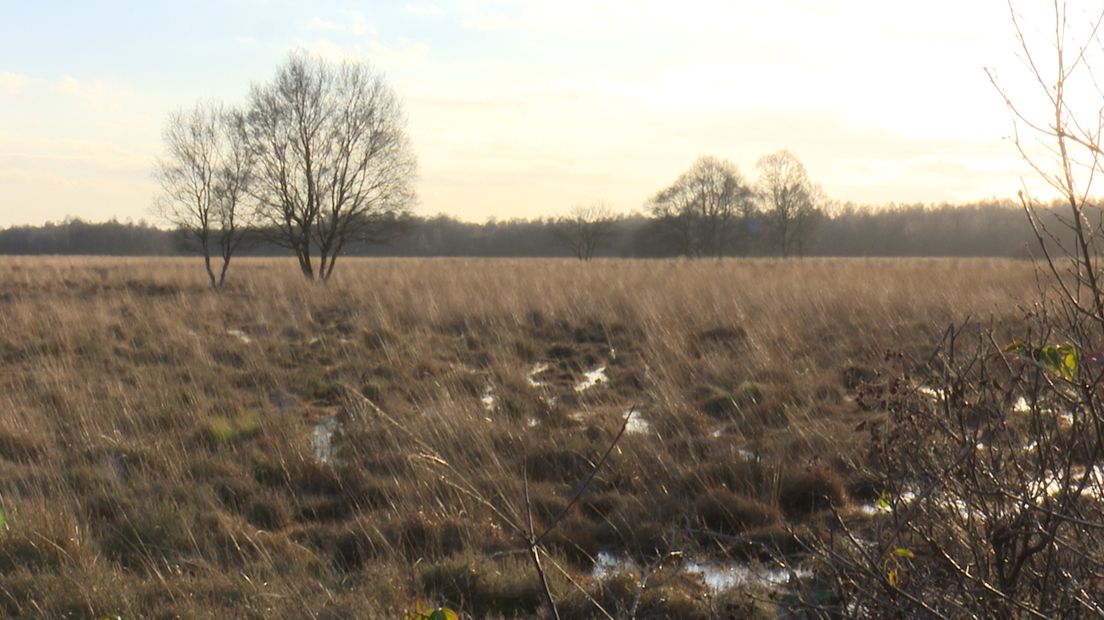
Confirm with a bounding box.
[304,10,376,37]
[296,35,431,71]
[54,76,132,112]
[402,3,445,17]
[0,72,30,96]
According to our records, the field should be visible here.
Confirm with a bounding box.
[0,257,1039,618]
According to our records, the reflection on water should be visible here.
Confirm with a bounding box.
[591,551,811,593]
[310,415,340,463]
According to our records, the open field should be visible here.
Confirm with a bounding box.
[0,257,1040,618]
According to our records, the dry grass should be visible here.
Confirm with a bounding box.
[0,256,1038,617]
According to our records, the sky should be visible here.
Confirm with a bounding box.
[0,0,1091,226]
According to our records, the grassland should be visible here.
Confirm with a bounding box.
[0,257,1039,618]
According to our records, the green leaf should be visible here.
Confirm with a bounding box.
[893,548,915,559]
[428,610,459,620]
[1062,347,1079,379]
[877,491,891,510]
[1012,341,1080,380]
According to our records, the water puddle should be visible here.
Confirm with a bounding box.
[481,388,496,411]
[528,363,551,387]
[310,415,340,463]
[591,552,627,581]
[575,365,608,392]
[268,393,298,414]
[591,552,811,593]
[685,561,812,593]
[858,502,892,516]
[624,409,651,435]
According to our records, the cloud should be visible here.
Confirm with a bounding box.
[304,10,375,37]
[0,72,30,96]
[402,3,445,17]
[295,35,431,71]
[53,76,134,112]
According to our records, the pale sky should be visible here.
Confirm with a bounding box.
[0,0,1088,226]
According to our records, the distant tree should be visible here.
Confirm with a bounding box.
[555,202,615,261]
[244,52,417,282]
[756,150,822,257]
[155,102,254,290]
[648,156,755,258]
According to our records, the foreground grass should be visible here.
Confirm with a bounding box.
[0,257,1037,618]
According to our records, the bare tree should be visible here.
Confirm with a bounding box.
[155,102,253,290]
[555,202,615,261]
[756,150,821,257]
[800,3,1104,617]
[648,156,755,258]
[245,52,417,282]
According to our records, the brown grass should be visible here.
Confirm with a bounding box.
[0,256,1037,616]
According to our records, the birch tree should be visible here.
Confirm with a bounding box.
[155,102,253,290]
[245,53,416,281]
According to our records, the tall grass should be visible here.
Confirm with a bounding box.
[0,257,1037,617]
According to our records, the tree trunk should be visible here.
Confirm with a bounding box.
[201,239,219,291]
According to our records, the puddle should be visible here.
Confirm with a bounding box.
[591,552,811,593]
[685,561,812,593]
[624,409,651,435]
[269,393,298,414]
[481,388,496,411]
[858,502,892,516]
[1028,466,1104,500]
[310,415,340,463]
[575,365,608,392]
[591,552,627,581]
[227,329,253,344]
[528,363,551,387]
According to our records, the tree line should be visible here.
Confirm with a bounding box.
[0,51,1056,279]
[0,200,1058,259]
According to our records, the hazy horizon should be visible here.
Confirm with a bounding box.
[0,1,1078,227]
